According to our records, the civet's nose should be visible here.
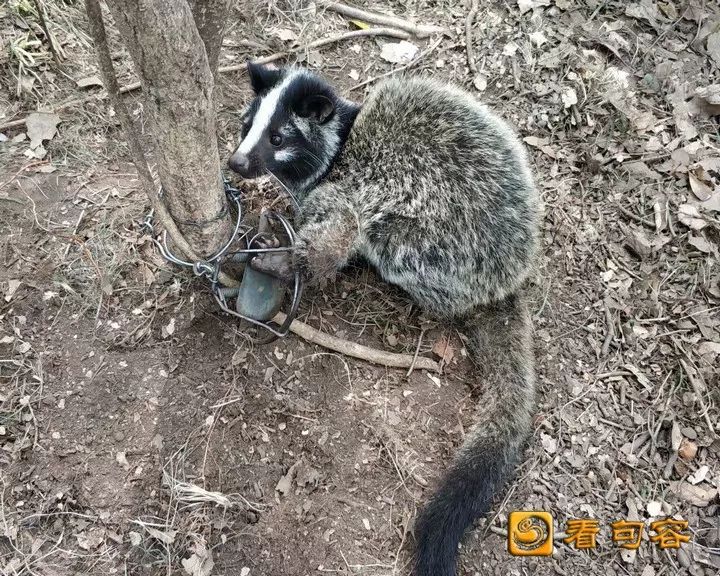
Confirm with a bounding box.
[228,151,250,174]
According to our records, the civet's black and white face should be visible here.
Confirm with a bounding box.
[228,62,359,196]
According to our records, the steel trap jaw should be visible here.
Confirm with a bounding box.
[146,175,303,344]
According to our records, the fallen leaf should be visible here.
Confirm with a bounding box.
[540,432,557,454]
[646,501,662,516]
[700,191,720,213]
[502,41,519,56]
[163,318,176,338]
[670,420,683,452]
[144,526,176,545]
[76,528,106,550]
[688,465,709,485]
[432,337,455,363]
[677,204,708,230]
[76,75,103,89]
[529,31,547,47]
[689,170,713,201]
[625,229,653,259]
[688,235,713,253]
[181,542,214,576]
[625,0,666,29]
[678,437,698,461]
[473,74,487,91]
[25,112,61,150]
[348,19,370,30]
[517,0,551,14]
[694,84,720,115]
[623,364,652,391]
[276,461,300,496]
[380,41,418,64]
[523,136,550,147]
[698,341,720,355]
[128,531,142,546]
[116,451,130,470]
[4,279,21,302]
[271,28,297,43]
[670,481,717,507]
[707,32,720,68]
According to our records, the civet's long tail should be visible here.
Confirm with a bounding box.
[413,294,536,576]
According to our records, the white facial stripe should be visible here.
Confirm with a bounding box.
[274,148,296,162]
[238,72,298,155]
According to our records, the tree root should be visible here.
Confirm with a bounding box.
[273,312,441,372]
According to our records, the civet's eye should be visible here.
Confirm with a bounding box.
[270,134,282,147]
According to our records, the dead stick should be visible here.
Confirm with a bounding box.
[221,27,411,70]
[0,27,409,132]
[465,0,479,74]
[317,0,446,38]
[273,311,440,372]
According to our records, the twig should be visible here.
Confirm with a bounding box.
[351,36,443,91]
[406,327,426,377]
[32,0,62,65]
[0,28,410,132]
[601,300,614,357]
[317,0,446,38]
[617,204,655,229]
[273,311,440,372]
[465,0,479,74]
[0,161,48,190]
[84,0,237,287]
[679,358,716,437]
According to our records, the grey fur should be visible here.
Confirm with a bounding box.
[238,70,542,576]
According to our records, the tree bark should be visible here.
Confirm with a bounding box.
[189,0,231,77]
[107,0,230,254]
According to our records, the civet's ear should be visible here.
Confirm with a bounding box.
[295,94,335,124]
[247,61,284,94]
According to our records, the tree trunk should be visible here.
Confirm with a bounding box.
[189,0,231,77]
[107,0,230,254]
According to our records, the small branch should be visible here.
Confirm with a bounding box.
[0,27,409,132]
[617,204,655,229]
[465,0,479,74]
[219,27,411,71]
[350,36,443,91]
[317,0,446,38]
[273,312,440,372]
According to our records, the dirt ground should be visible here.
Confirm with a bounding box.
[1,1,719,575]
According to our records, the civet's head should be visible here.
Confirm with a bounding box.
[228,62,360,195]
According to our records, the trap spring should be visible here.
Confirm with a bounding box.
[141,174,303,344]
